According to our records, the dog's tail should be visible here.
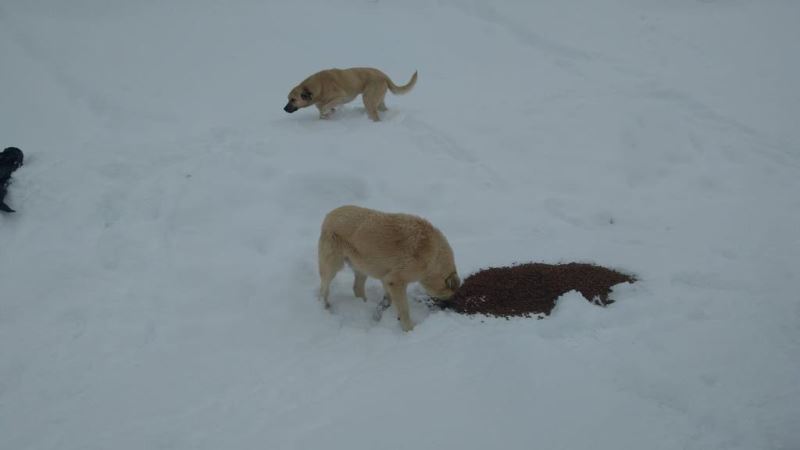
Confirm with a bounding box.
[318,230,348,303]
[318,231,340,268]
[387,71,418,95]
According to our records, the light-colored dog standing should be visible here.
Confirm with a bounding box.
[284,68,417,121]
[318,205,460,331]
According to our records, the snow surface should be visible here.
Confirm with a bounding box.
[1,0,799,449]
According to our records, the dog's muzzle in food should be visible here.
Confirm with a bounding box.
[284,102,298,113]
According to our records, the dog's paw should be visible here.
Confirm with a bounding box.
[372,296,391,321]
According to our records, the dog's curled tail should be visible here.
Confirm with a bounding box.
[387,71,418,95]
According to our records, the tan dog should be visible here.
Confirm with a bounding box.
[318,205,460,331]
[284,68,417,121]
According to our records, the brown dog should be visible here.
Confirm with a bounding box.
[284,68,417,121]
[318,205,460,331]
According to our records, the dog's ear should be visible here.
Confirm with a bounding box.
[301,88,312,101]
[446,272,461,290]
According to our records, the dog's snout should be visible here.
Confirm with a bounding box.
[284,102,297,113]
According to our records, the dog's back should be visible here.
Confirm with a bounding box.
[320,206,436,273]
[319,205,373,244]
[319,205,452,282]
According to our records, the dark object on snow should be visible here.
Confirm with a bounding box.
[0,147,24,213]
[437,262,635,318]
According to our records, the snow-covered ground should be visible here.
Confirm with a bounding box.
[1,0,799,449]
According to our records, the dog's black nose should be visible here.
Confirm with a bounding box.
[284,102,297,113]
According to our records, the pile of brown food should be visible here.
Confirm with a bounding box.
[438,262,635,318]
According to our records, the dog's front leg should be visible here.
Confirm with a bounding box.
[382,279,413,332]
[353,271,368,301]
[317,106,332,119]
[317,101,341,119]
[373,294,391,322]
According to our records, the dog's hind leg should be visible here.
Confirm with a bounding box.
[364,103,380,122]
[362,83,388,121]
[353,271,368,301]
[319,259,342,309]
[378,101,387,112]
[318,234,345,309]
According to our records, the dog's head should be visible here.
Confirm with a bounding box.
[421,233,460,300]
[0,147,24,170]
[422,271,461,301]
[284,84,315,113]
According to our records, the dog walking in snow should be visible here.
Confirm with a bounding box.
[317,205,460,331]
[284,67,417,122]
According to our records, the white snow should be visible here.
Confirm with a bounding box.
[1,0,799,449]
